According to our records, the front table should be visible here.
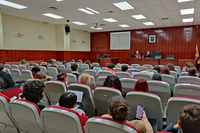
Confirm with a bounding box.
[127,58,159,66]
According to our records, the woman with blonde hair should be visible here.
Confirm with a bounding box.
[79,73,91,85]
[19,59,28,66]
[115,63,121,68]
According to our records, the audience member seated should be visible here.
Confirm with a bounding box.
[154,66,161,73]
[71,63,81,78]
[134,79,149,92]
[105,63,116,76]
[29,62,36,66]
[0,77,4,93]
[22,80,46,111]
[135,51,141,58]
[161,66,170,75]
[91,64,103,74]
[57,73,68,84]
[51,64,60,73]
[84,60,92,69]
[19,59,28,66]
[77,59,82,62]
[185,62,193,72]
[103,75,126,98]
[62,61,67,67]
[115,63,121,68]
[32,66,41,76]
[34,72,47,83]
[40,62,47,68]
[145,51,152,58]
[152,73,162,81]
[55,92,88,126]
[48,59,53,67]
[162,104,200,133]
[51,59,57,64]
[188,67,197,77]
[0,63,15,89]
[167,63,175,71]
[79,73,91,85]
[102,95,153,133]
[122,65,128,72]
[140,69,154,79]
[71,59,75,62]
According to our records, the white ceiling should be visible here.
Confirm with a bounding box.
[0,0,200,32]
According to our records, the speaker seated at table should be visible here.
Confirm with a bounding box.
[102,54,110,58]
[130,52,142,58]
[145,51,154,58]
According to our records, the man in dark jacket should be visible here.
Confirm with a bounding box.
[0,63,15,89]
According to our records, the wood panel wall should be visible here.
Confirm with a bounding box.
[90,25,200,63]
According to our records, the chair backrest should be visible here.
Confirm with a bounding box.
[178,76,200,85]
[92,62,99,66]
[102,67,107,70]
[0,94,18,132]
[80,64,89,73]
[47,67,59,80]
[94,87,122,115]
[128,66,133,69]
[46,81,68,105]
[170,71,177,83]
[174,83,200,99]
[5,68,11,74]
[174,66,181,72]
[120,78,137,93]
[27,66,34,70]
[39,66,47,74]
[21,70,34,81]
[126,91,163,131]
[67,73,78,85]
[166,55,174,59]
[133,73,151,80]
[161,74,176,90]
[142,64,153,69]
[131,64,140,68]
[9,99,44,133]
[57,65,66,73]
[180,72,188,76]
[4,64,11,69]
[41,106,84,133]
[113,68,121,72]
[135,66,147,70]
[97,76,107,87]
[90,76,97,90]
[84,69,98,80]
[148,69,158,74]
[68,83,96,115]
[155,51,162,59]
[166,96,200,126]
[85,116,138,133]
[66,65,72,73]
[11,65,19,69]
[99,71,113,76]
[115,72,131,79]
[147,80,171,106]
[19,65,27,71]
[11,69,22,82]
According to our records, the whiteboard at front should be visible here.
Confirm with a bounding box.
[110,31,131,50]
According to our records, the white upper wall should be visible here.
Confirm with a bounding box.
[0,11,3,49]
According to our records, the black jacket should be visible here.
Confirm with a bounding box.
[0,71,15,89]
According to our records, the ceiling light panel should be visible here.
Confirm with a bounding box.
[119,24,130,27]
[56,0,64,1]
[132,14,146,19]
[86,7,99,14]
[143,22,154,26]
[0,0,27,9]
[103,18,118,22]
[43,13,64,19]
[180,8,194,15]
[72,21,87,25]
[78,8,99,15]
[182,18,193,23]
[91,27,103,30]
[178,0,193,3]
[113,1,134,10]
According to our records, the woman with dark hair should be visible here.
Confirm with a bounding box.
[154,66,161,73]
[166,63,175,71]
[34,72,47,83]
[103,75,126,98]
[102,95,153,133]
[57,73,68,84]
[19,59,28,66]
[0,77,4,92]
[188,67,197,77]
[32,66,41,76]
[134,79,149,92]
[84,60,92,69]
[105,63,116,76]
[161,66,170,75]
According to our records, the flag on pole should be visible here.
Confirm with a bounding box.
[195,39,200,64]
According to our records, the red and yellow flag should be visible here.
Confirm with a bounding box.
[195,40,200,64]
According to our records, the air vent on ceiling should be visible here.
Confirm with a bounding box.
[100,24,106,26]
[109,11,113,13]
[49,7,57,10]
[161,17,168,20]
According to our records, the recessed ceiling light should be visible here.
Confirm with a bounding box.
[132,14,146,19]
[103,18,118,22]
[91,27,103,30]
[113,1,134,10]
[178,0,193,3]
[143,22,154,26]
[78,8,99,15]
[72,21,87,25]
[86,7,99,14]
[182,18,193,23]
[0,0,27,9]
[56,0,64,1]
[180,8,194,15]
[119,24,130,27]
[42,13,64,19]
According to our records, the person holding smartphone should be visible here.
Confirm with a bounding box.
[102,95,153,133]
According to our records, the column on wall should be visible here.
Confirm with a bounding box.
[0,10,4,49]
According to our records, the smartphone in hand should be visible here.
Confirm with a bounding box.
[136,104,144,119]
